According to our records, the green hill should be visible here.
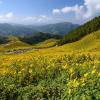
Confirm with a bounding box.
[58,16,100,45]
[33,39,58,49]
[19,32,62,45]
[23,30,100,56]
[0,35,58,52]
[55,30,100,53]
[0,36,31,52]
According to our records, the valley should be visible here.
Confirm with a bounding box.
[0,16,100,100]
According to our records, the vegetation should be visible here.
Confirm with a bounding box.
[0,22,78,36]
[58,16,100,45]
[19,32,62,45]
[0,52,100,100]
[34,22,79,35]
[0,16,100,100]
[0,36,8,44]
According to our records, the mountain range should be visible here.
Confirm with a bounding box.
[0,16,100,51]
[0,22,79,37]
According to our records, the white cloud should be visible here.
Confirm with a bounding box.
[61,6,74,13]
[0,12,14,21]
[23,15,52,24]
[84,0,100,18]
[52,0,100,20]
[0,12,52,24]
[52,9,60,14]
[23,16,37,21]
[5,12,14,18]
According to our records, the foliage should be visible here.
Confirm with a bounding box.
[0,53,100,100]
[0,36,9,44]
[0,22,78,36]
[19,32,61,45]
[0,17,100,99]
[58,16,100,45]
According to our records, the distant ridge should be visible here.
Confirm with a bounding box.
[58,16,100,45]
[0,22,79,37]
[19,32,62,45]
[30,22,79,35]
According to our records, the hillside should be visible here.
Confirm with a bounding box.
[34,39,58,49]
[30,22,79,35]
[24,29,99,56]
[0,21,100,100]
[57,30,100,52]
[0,23,38,36]
[0,29,100,100]
[19,32,62,45]
[0,29,100,53]
[58,16,100,45]
[0,36,31,52]
[0,35,59,53]
[0,22,78,37]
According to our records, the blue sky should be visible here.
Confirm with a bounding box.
[0,0,100,24]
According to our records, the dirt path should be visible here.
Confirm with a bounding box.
[0,47,38,54]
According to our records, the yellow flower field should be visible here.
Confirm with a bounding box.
[0,48,100,99]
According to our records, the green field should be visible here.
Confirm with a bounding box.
[0,29,100,100]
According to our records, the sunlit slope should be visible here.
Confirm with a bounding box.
[56,30,100,52]
[0,36,58,52]
[0,30,100,53]
[33,39,58,48]
[31,30,100,55]
[59,16,100,45]
[0,30,100,70]
[0,36,30,51]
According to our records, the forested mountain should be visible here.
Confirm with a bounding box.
[58,16,100,45]
[0,22,78,37]
[0,22,78,45]
[0,23,38,37]
[19,32,62,45]
[30,22,79,35]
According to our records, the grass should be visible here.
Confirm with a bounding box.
[33,39,58,48]
[0,30,100,100]
[0,37,58,52]
[0,36,31,52]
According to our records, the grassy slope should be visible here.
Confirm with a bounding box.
[59,16,100,45]
[0,30,100,54]
[56,30,100,51]
[0,30,100,74]
[0,36,30,52]
[33,39,58,48]
[0,37,58,52]
[29,30,100,56]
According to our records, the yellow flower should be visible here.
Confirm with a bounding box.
[67,79,80,88]
[84,73,89,77]
[91,69,96,74]
[70,68,74,73]
[30,64,33,67]
[62,64,68,69]
[93,66,97,69]
[81,83,85,87]
[98,72,100,77]
[29,69,32,73]
[73,79,80,87]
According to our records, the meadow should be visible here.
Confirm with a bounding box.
[0,30,100,100]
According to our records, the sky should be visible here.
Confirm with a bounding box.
[0,0,100,25]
